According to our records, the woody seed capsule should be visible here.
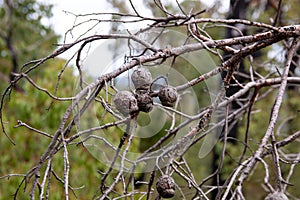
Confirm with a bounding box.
[136,93,153,113]
[131,67,152,90]
[156,175,175,198]
[113,91,139,116]
[158,86,178,107]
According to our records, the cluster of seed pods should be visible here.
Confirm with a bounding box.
[113,68,178,198]
[113,67,178,116]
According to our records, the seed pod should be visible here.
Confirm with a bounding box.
[131,67,152,90]
[156,175,175,199]
[136,93,153,113]
[158,86,178,107]
[264,191,288,200]
[113,91,139,116]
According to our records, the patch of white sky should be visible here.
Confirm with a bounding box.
[38,0,230,46]
[37,0,229,77]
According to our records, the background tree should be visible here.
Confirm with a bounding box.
[1,0,300,199]
[0,0,58,85]
[0,0,98,199]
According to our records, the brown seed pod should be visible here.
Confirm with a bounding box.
[136,93,153,113]
[113,91,139,116]
[158,86,178,107]
[156,175,175,199]
[264,191,288,200]
[131,67,152,90]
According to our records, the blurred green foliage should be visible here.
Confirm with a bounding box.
[0,59,100,199]
[0,0,58,78]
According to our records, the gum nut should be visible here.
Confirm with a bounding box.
[264,191,288,200]
[156,175,175,198]
[131,67,152,89]
[113,91,139,116]
[137,93,153,113]
[158,86,178,107]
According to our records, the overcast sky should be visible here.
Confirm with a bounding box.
[36,0,228,76]
[38,0,111,40]
[39,0,226,38]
